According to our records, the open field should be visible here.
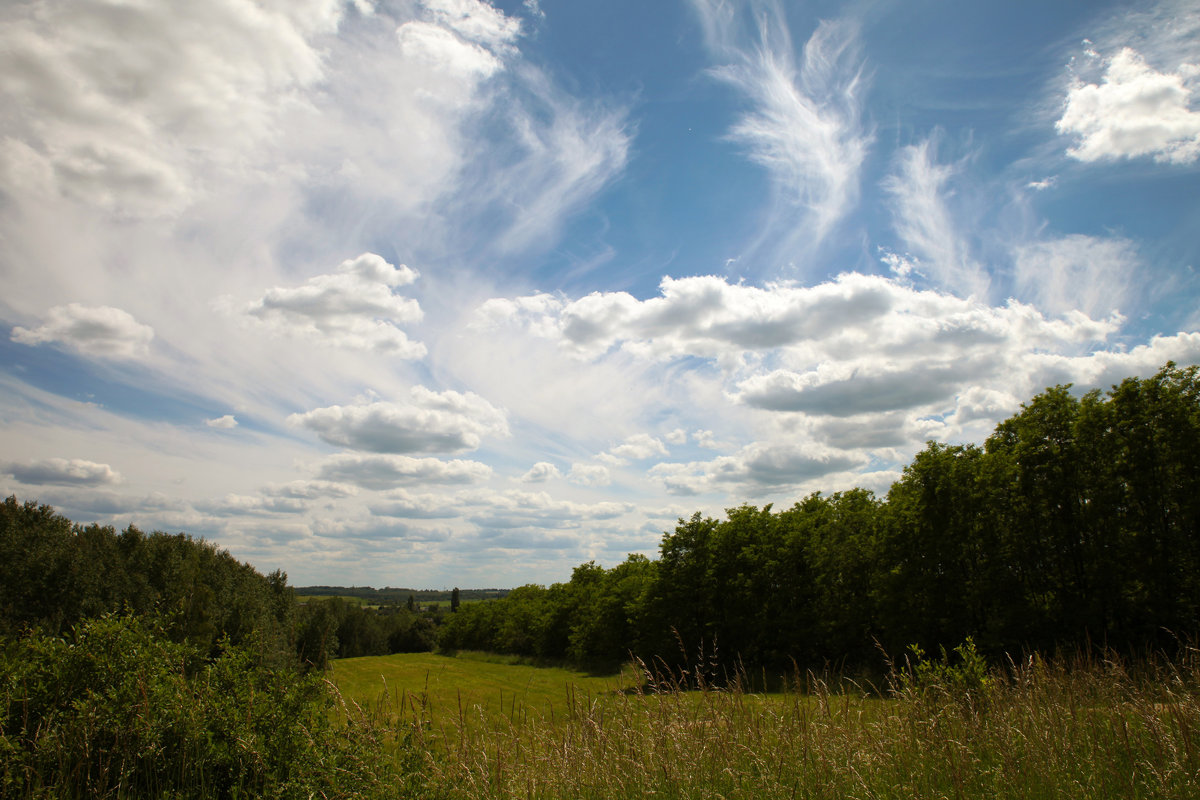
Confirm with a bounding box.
[331,651,641,732]
[329,650,1200,800]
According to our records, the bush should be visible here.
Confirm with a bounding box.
[0,614,405,799]
[899,636,993,708]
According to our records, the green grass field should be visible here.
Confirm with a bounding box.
[327,649,1200,800]
[331,651,640,733]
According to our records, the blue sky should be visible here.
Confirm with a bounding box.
[2,0,1199,587]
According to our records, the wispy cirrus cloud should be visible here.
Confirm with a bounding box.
[691,0,871,257]
[1013,234,1139,319]
[882,137,989,299]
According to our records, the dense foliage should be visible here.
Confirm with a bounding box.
[0,498,294,661]
[0,614,406,799]
[440,363,1200,673]
[295,597,437,669]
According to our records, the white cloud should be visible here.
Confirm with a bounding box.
[6,457,122,487]
[598,433,669,465]
[878,248,921,280]
[396,21,504,81]
[479,271,1117,365]
[263,480,357,500]
[244,253,425,355]
[209,492,309,517]
[11,304,154,359]
[694,2,871,252]
[457,75,631,255]
[288,387,508,454]
[369,489,462,519]
[1013,234,1139,318]
[568,463,611,487]
[882,138,989,299]
[664,428,688,445]
[206,415,238,429]
[520,461,561,483]
[460,488,632,530]
[651,441,866,497]
[0,0,341,216]
[1057,47,1200,164]
[422,0,521,51]
[314,453,491,490]
[735,362,968,417]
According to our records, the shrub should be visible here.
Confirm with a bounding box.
[899,636,993,708]
[0,614,405,799]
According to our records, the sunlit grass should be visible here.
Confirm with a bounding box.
[334,648,1200,800]
[331,651,641,735]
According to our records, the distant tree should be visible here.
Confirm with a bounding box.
[450,587,460,613]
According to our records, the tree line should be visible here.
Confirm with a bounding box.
[0,498,444,669]
[2,362,1198,677]
[439,363,1200,674]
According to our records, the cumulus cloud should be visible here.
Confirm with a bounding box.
[478,271,1118,365]
[651,441,865,496]
[1057,47,1200,164]
[598,433,669,464]
[461,488,631,530]
[263,480,357,500]
[209,493,309,516]
[289,387,508,454]
[11,304,154,359]
[245,253,425,355]
[0,0,341,216]
[735,362,969,416]
[6,457,121,487]
[315,453,491,490]
[369,489,462,519]
[520,461,561,483]
[568,463,611,487]
[695,2,871,249]
[206,415,238,429]
[810,413,942,450]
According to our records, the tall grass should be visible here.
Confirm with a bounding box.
[7,622,1198,799]
[382,646,1200,800]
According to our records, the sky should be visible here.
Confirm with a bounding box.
[2,0,1199,588]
